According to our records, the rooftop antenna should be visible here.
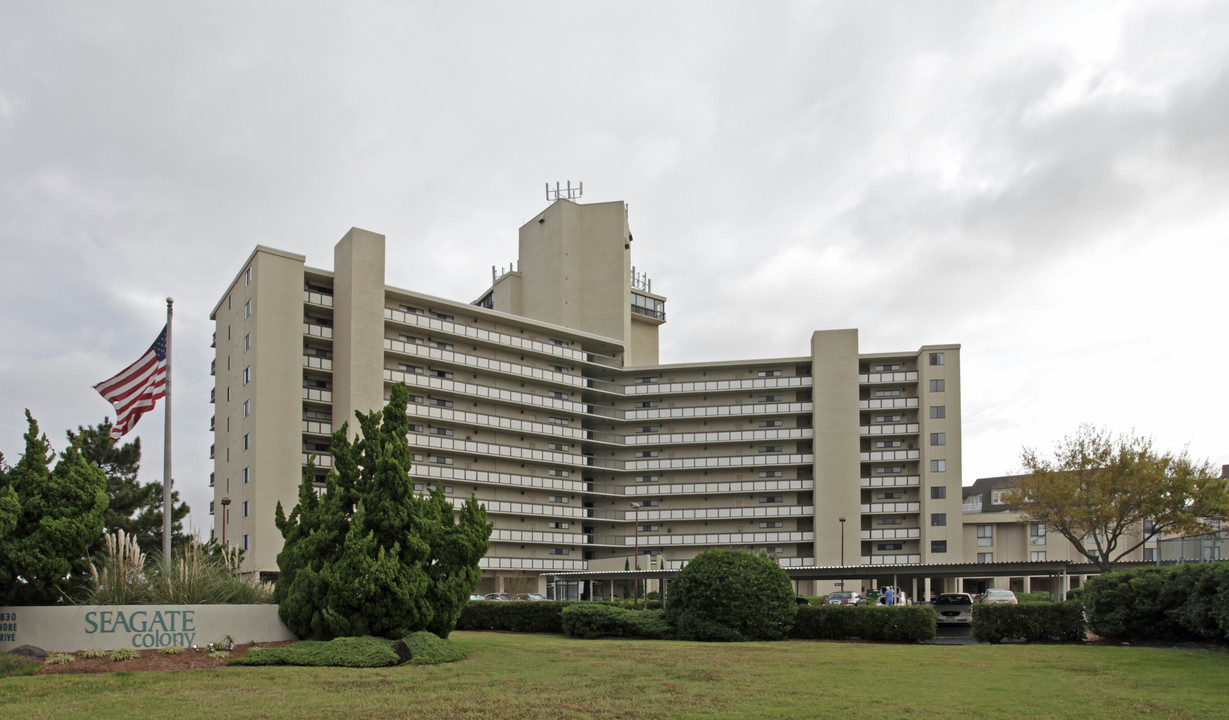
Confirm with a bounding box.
[546,181,583,202]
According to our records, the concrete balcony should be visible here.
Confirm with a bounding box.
[859,371,918,384]
[861,528,922,540]
[862,502,921,514]
[861,449,920,462]
[860,423,919,436]
[860,397,919,410]
[860,475,921,489]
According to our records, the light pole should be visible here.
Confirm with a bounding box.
[630,502,641,606]
[220,496,232,546]
[838,516,846,591]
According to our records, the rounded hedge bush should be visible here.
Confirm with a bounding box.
[665,548,797,641]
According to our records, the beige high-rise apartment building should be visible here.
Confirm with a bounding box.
[209,198,963,595]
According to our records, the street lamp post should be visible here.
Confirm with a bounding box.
[220,496,232,546]
[838,516,846,591]
[630,502,641,606]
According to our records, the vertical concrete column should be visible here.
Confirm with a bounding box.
[333,228,387,438]
[810,330,862,569]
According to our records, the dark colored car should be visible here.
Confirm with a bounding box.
[825,591,865,606]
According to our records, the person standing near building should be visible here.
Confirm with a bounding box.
[884,586,895,607]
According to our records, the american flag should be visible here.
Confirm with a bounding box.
[94,326,168,440]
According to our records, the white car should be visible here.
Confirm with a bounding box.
[933,593,975,625]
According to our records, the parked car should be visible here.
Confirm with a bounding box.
[484,592,513,601]
[933,593,975,625]
[515,593,547,601]
[979,589,1018,605]
[825,591,865,606]
[468,593,486,601]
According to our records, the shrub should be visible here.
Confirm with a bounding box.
[229,636,403,667]
[1084,564,1229,643]
[111,648,137,661]
[399,631,468,664]
[561,604,670,639]
[664,548,796,642]
[44,653,75,665]
[159,646,186,655]
[1015,591,1057,603]
[790,606,936,643]
[78,649,107,659]
[457,600,569,633]
[971,602,1087,643]
[0,653,42,678]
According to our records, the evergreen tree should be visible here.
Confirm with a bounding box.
[274,383,491,640]
[0,411,108,604]
[67,420,191,556]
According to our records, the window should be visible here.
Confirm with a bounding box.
[1143,548,1156,562]
[640,500,660,507]
[242,400,250,417]
[758,394,782,403]
[638,524,659,532]
[877,543,903,551]
[399,334,425,345]
[634,450,659,458]
[243,333,250,352]
[428,455,453,465]
[244,267,252,286]
[242,433,249,451]
[429,397,453,408]
[550,365,569,374]
[548,522,570,529]
[930,513,947,526]
[243,300,251,319]
[242,366,250,385]
[930,459,947,472]
[548,390,568,400]
[759,521,783,528]
[242,534,249,551]
[408,423,423,433]
[398,304,424,315]
[547,416,569,426]
[875,440,902,449]
[879,517,903,525]
[930,432,946,446]
[758,445,783,453]
[430,340,453,351]
[548,469,569,477]
[929,352,945,366]
[757,369,782,377]
[759,420,783,428]
[930,486,946,500]
[876,414,903,423]
[634,376,658,384]
[1030,551,1047,562]
[758,496,784,504]
[1030,522,1046,545]
[977,552,993,564]
[242,500,249,518]
[412,482,424,492]
[242,467,250,484]
[548,496,569,504]
[547,443,569,452]
[873,363,901,372]
[930,406,946,419]
[977,524,993,546]
[635,425,659,433]
[931,540,948,553]
[549,338,570,348]
[635,475,659,483]
[548,548,570,555]
[634,401,658,409]
[876,466,903,474]
[759,470,783,478]
[429,368,453,379]
[875,491,903,500]
[442,486,454,494]
[428,310,454,321]
[429,426,454,436]
[991,489,1007,505]
[929,379,945,392]
[873,389,902,398]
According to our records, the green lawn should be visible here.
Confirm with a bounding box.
[4,632,1228,719]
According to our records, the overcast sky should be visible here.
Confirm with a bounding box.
[3,1,1226,537]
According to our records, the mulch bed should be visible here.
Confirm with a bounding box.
[38,641,297,675]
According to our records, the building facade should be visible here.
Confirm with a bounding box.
[209,199,963,593]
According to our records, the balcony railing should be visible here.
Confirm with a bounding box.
[859,397,919,410]
[861,501,920,514]
[861,528,922,540]
[860,423,919,436]
[859,371,918,384]
[861,449,920,462]
[860,475,921,488]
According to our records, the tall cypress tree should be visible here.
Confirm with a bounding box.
[0,411,108,605]
[274,383,491,640]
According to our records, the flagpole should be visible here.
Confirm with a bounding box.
[163,297,174,563]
